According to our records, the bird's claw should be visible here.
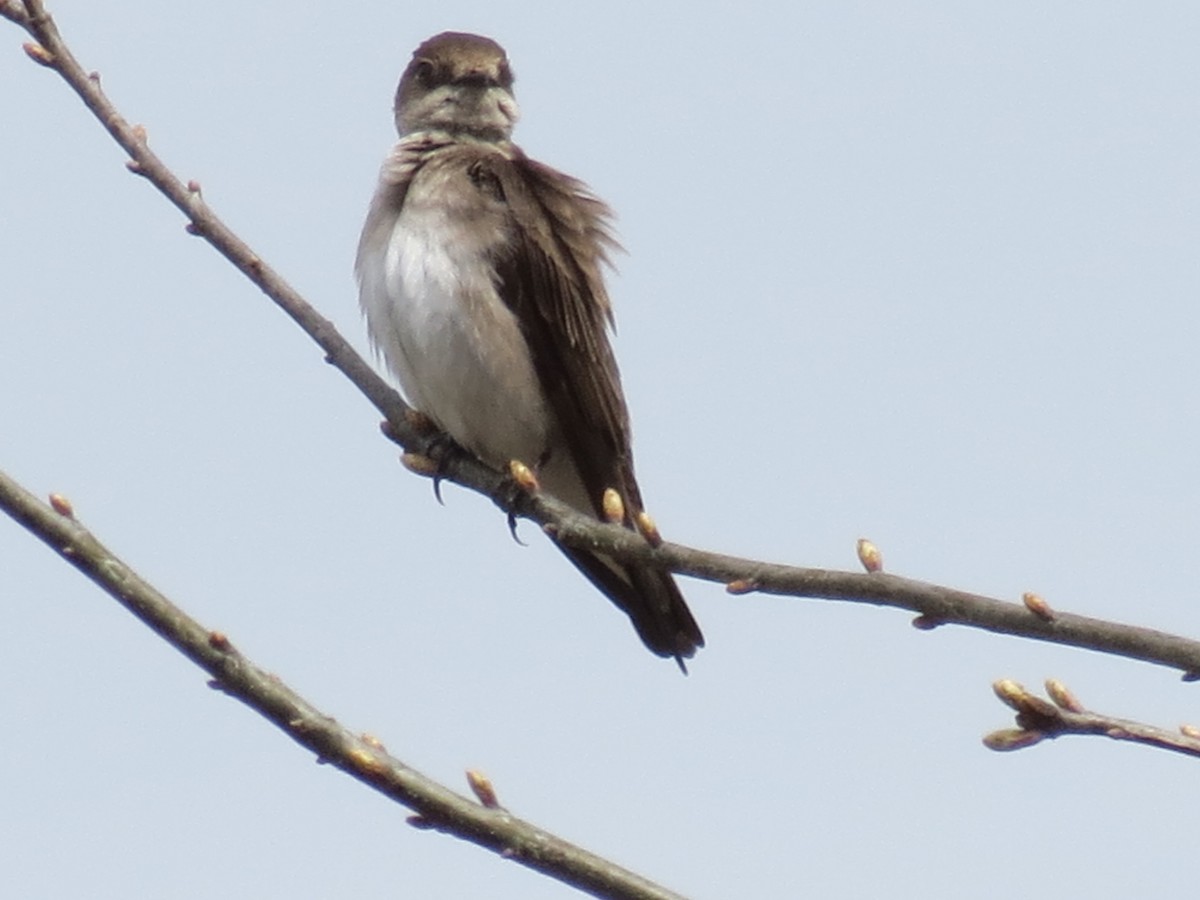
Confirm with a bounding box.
[507,510,527,546]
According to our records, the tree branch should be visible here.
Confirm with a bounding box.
[8,0,413,435]
[0,469,685,900]
[4,0,1200,686]
[984,678,1200,758]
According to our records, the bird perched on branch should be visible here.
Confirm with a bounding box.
[356,32,703,666]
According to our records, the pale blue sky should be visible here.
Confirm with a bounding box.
[3,2,1199,897]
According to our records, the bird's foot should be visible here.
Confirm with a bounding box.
[385,412,464,505]
[500,458,542,545]
[423,431,469,505]
[379,408,438,446]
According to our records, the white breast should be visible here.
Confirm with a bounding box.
[357,173,553,470]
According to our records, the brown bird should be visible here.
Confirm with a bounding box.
[356,32,703,665]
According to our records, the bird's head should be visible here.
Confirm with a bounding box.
[394,32,520,141]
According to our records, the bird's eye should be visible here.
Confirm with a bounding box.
[413,59,435,85]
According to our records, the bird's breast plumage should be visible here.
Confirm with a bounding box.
[356,142,554,468]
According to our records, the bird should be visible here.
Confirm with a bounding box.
[355,32,703,666]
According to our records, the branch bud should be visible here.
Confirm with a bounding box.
[22,42,55,67]
[466,769,500,808]
[992,679,1032,712]
[508,459,539,493]
[856,537,883,573]
[725,579,759,595]
[1044,678,1083,712]
[634,510,662,547]
[992,680,1060,719]
[601,487,625,524]
[346,746,386,776]
[982,728,1045,751]
[206,630,232,652]
[1022,591,1055,621]
[48,492,74,518]
[400,452,439,478]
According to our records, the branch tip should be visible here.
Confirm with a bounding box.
[1044,678,1083,712]
[992,679,1032,712]
[983,728,1045,752]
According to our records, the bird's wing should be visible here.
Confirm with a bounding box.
[471,149,637,516]
[470,148,703,661]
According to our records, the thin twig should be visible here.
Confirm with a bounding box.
[4,1,1200,683]
[0,469,686,900]
[985,678,1200,758]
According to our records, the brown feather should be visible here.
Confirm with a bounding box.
[479,150,704,660]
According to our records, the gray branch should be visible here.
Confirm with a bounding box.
[0,468,685,900]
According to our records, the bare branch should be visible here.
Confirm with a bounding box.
[0,469,686,900]
[0,0,28,27]
[4,0,412,434]
[985,678,1200,759]
[4,0,1200,683]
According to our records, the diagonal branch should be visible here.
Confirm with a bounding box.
[4,1,1200,683]
[0,468,686,900]
[9,0,412,437]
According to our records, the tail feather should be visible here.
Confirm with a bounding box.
[556,543,704,667]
